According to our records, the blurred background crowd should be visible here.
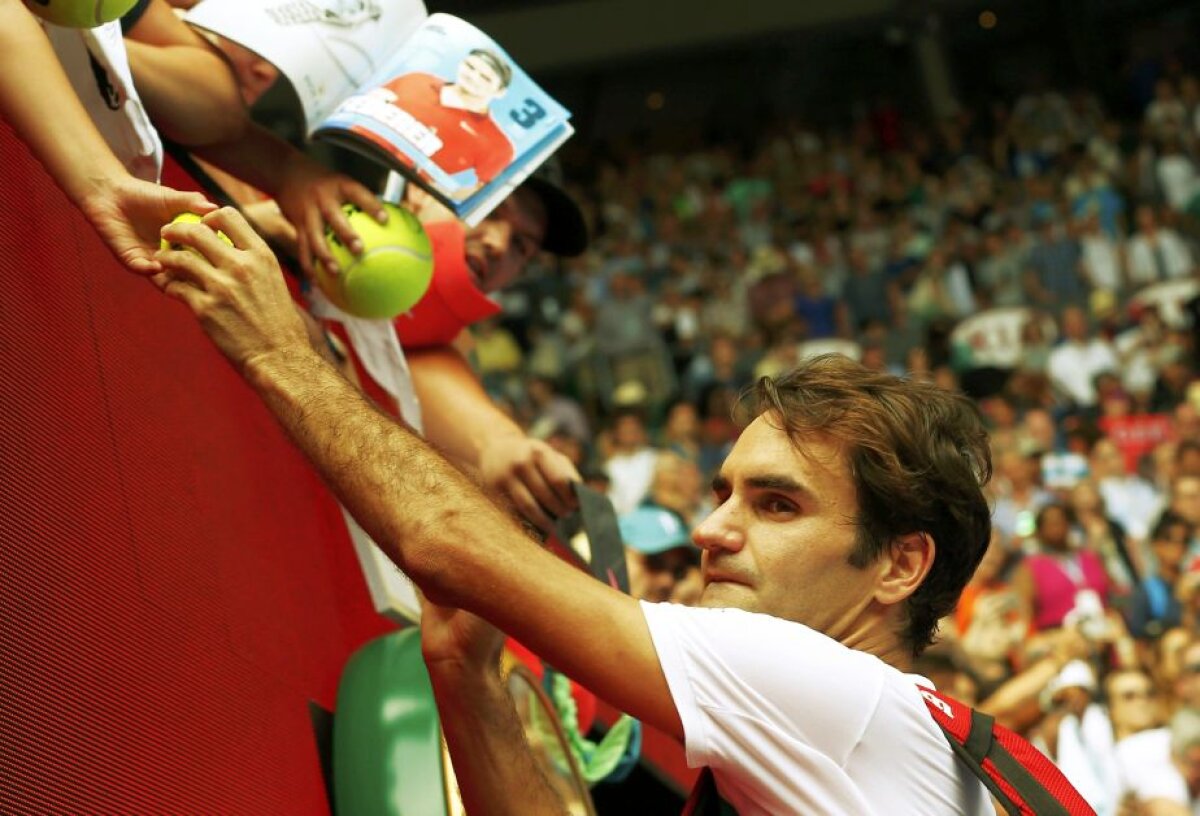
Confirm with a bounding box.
[447,10,1200,813]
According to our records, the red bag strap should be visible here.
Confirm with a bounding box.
[918,687,1095,816]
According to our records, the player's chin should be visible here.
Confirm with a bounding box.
[698,581,757,611]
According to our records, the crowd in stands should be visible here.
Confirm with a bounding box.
[12,0,1200,806]
[476,72,1200,813]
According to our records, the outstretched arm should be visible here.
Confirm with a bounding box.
[124,0,246,145]
[409,344,580,534]
[119,0,385,276]
[421,597,570,816]
[0,0,213,272]
[152,208,682,740]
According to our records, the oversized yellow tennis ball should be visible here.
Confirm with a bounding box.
[316,203,434,320]
[160,212,233,252]
[24,0,140,28]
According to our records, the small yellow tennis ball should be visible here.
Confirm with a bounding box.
[160,212,233,253]
[23,0,140,28]
[316,203,434,320]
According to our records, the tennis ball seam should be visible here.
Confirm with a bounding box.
[340,245,433,276]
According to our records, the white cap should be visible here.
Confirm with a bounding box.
[1040,660,1097,710]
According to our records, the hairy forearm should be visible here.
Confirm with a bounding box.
[245,346,509,585]
[239,343,676,738]
[429,662,569,816]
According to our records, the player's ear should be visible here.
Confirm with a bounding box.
[873,532,935,607]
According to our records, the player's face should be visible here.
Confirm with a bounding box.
[457,55,505,101]
[694,416,878,638]
[462,189,546,293]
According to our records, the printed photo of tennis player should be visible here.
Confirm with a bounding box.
[372,48,515,199]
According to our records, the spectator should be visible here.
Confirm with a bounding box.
[1048,306,1118,409]
[955,530,1025,690]
[1106,668,1164,742]
[1128,513,1191,639]
[991,447,1054,544]
[793,268,849,339]
[1168,475,1200,550]
[647,452,706,526]
[843,246,892,328]
[1092,437,1162,544]
[1115,305,1177,401]
[681,332,745,405]
[0,0,219,272]
[1113,673,1180,812]
[658,399,702,465]
[603,410,659,515]
[1012,503,1112,632]
[1078,213,1124,296]
[526,375,590,446]
[907,245,976,327]
[1145,79,1191,142]
[618,506,701,604]
[1032,660,1121,814]
[1122,708,1200,814]
[1126,205,1194,286]
[1156,136,1200,214]
[1070,479,1141,590]
[976,227,1027,308]
[1026,218,1087,309]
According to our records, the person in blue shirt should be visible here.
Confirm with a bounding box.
[1127,512,1190,638]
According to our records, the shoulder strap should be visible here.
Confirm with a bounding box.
[682,688,1095,816]
[919,687,1095,816]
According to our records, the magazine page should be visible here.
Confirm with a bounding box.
[314,13,572,224]
[186,0,428,130]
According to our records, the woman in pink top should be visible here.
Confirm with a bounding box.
[1012,503,1111,631]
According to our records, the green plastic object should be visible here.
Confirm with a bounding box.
[333,628,448,816]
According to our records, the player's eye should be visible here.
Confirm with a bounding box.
[760,496,797,516]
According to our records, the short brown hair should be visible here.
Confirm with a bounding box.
[742,355,993,655]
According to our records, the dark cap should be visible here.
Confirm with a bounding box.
[521,174,588,258]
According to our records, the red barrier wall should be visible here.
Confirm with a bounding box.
[0,124,394,814]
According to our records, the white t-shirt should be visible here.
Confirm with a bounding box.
[606,448,659,516]
[1157,155,1200,212]
[641,602,992,815]
[42,22,162,182]
[1126,230,1194,285]
[1081,234,1122,292]
[1047,340,1119,406]
[1116,728,1195,812]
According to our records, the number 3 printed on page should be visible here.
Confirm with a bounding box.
[510,99,547,129]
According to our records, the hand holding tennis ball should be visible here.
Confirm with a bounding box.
[315,203,434,320]
[160,212,233,253]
